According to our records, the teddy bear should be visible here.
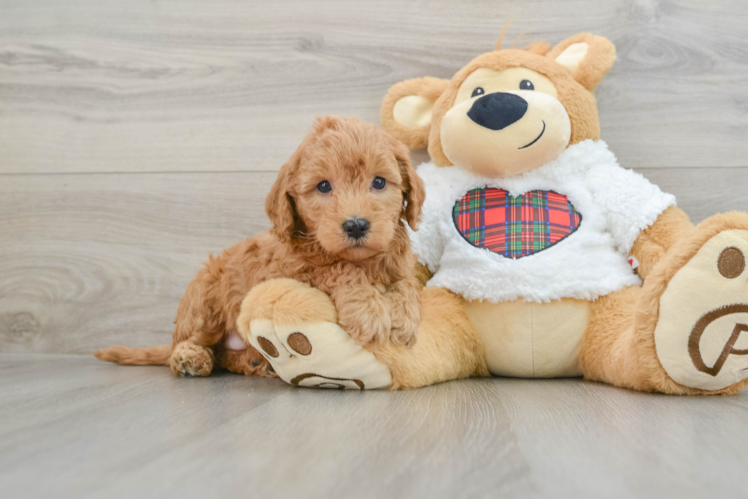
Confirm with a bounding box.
[237,33,748,395]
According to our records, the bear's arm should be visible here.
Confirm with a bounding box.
[589,162,677,280]
[629,206,695,280]
[415,262,433,288]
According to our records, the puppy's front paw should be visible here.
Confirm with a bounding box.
[390,305,420,347]
[338,299,392,346]
[386,286,421,347]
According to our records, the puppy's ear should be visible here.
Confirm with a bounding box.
[267,117,339,242]
[312,115,343,133]
[381,77,449,149]
[389,136,425,230]
[265,159,298,244]
[546,33,616,91]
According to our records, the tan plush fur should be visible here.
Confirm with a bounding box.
[381,77,450,150]
[368,287,490,390]
[233,278,487,390]
[96,116,425,377]
[375,192,748,396]
[629,206,695,280]
[369,31,748,394]
[237,278,338,329]
[581,212,748,395]
[545,33,616,92]
[381,34,615,167]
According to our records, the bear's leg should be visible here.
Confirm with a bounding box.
[581,213,748,395]
[237,279,488,389]
[368,286,490,389]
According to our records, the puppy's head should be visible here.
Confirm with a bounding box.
[266,116,424,261]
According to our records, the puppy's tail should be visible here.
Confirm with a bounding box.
[94,345,172,366]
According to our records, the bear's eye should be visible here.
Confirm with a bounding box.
[372,177,386,190]
[317,180,332,193]
[520,80,535,91]
[471,87,485,98]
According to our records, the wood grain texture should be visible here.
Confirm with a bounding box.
[1,0,748,174]
[0,354,747,497]
[1,167,746,355]
[0,172,274,354]
[2,2,748,498]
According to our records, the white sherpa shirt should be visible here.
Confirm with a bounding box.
[411,140,676,303]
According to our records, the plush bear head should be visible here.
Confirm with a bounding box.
[381,33,616,178]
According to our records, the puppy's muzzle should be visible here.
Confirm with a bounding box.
[467,92,528,131]
[342,218,370,240]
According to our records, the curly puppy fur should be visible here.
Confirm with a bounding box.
[96,116,425,377]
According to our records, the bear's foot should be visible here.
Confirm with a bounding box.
[654,215,748,392]
[236,279,392,390]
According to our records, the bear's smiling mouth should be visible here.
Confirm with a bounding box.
[518,121,546,150]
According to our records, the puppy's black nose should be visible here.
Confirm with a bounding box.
[342,218,370,240]
[467,92,528,131]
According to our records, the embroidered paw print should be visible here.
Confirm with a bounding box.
[247,319,390,390]
[237,279,392,390]
[655,229,748,391]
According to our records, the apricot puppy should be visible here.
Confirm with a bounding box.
[96,116,425,377]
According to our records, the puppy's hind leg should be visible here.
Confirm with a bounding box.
[170,341,215,377]
[169,267,225,377]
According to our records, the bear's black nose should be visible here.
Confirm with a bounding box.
[342,218,370,240]
[467,92,528,131]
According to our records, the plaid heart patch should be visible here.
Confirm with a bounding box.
[453,188,582,259]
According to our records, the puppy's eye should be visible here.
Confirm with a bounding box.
[372,177,386,190]
[519,80,534,91]
[471,87,485,98]
[317,180,332,193]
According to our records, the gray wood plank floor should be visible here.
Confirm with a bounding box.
[1,354,748,498]
[2,0,748,497]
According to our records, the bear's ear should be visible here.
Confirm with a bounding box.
[380,77,450,149]
[547,33,616,91]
